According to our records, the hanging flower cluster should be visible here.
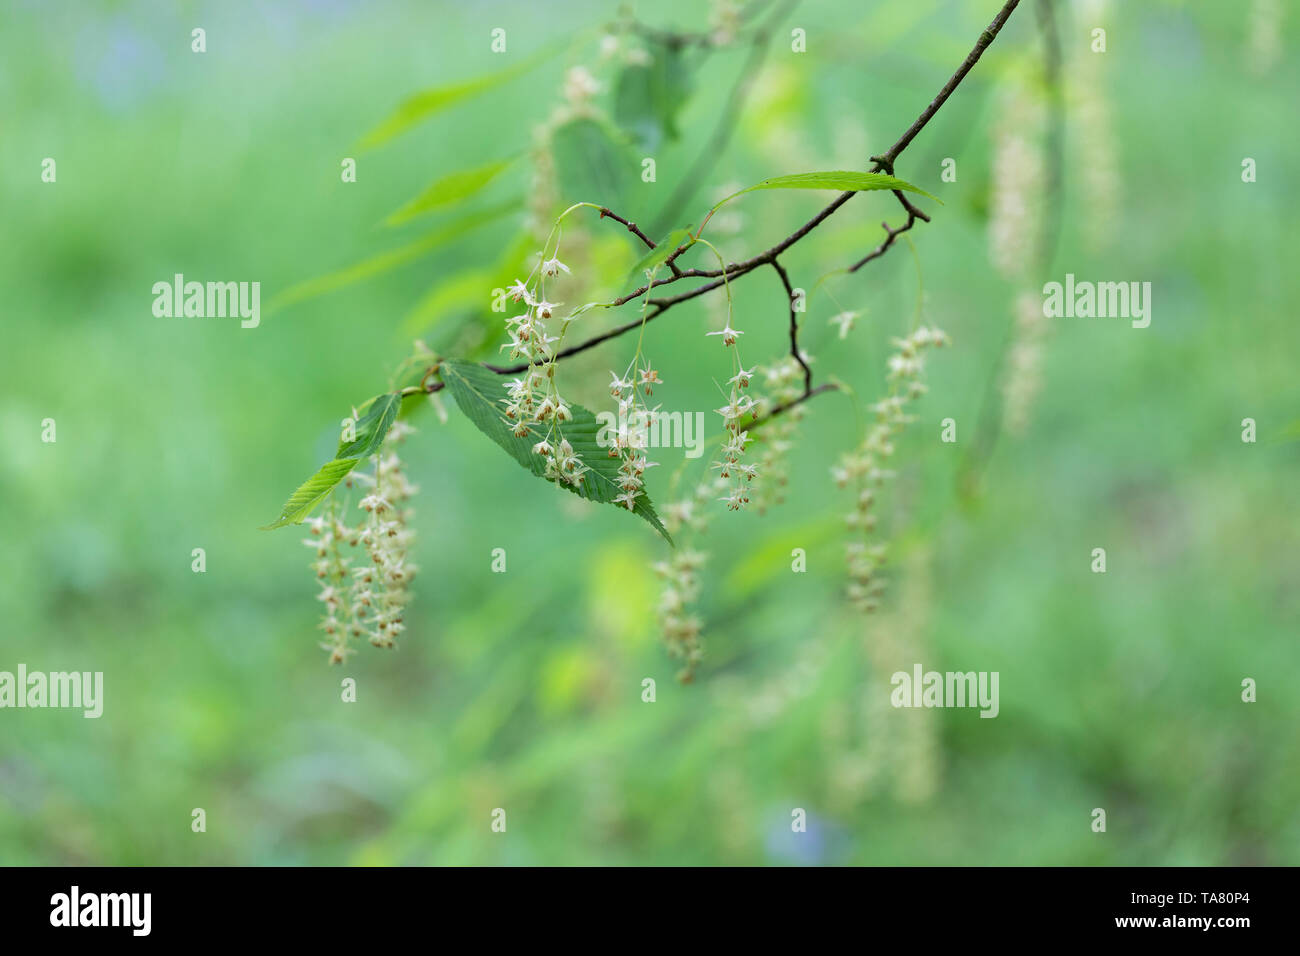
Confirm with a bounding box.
[654,482,717,681]
[502,252,590,490]
[306,422,419,663]
[605,363,661,512]
[833,326,949,613]
[708,314,758,511]
[1001,290,1048,436]
[750,355,810,514]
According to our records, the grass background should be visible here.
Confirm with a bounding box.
[1,0,1296,865]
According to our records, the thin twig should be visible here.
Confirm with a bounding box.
[485,0,1024,418]
[769,258,812,392]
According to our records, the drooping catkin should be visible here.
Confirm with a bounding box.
[988,76,1046,282]
[652,481,717,681]
[833,546,940,805]
[833,326,948,613]
[308,422,418,663]
[988,70,1050,436]
[1071,0,1120,254]
[1001,289,1049,437]
[751,355,809,514]
[1247,0,1283,75]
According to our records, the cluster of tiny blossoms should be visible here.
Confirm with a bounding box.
[1001,290,1048,436]
[708,314,758,511]
[832,327,949,613]
[653,482,716,681]
[988,79,1045,281]
[501,254,590,490]
[306,423,418,663]
[750,355,810,514]
[605,363,661,512]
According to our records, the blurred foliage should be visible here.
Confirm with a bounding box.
[1,0,1296,866]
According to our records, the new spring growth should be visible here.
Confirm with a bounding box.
[751,356,810,514]
[306,421,418,663]
[505,248,590,489]
[655,482,717,681]
[707,309,759,511]
[604,362,663,512]
[833,325,949,613]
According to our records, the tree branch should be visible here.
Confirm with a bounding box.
[484,0,1023,416]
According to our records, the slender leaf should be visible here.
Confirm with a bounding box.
[337,392,402,459]
[626,227,694,283]
[713,170,941,210]
[440,359,671,543]
[358,46,557,150]
[385,159,515,226]
[263,391,404,530]
[262,458,361,530]
[265,200,518,314]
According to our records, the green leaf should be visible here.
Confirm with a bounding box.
[551,118,638,215]
[337,392,402,459]
[357,46,558,150]
[439,359,671,543]
[613,41,692,153]
[713,170,942,211]
[265,200,518,314]
[262,458,360,530]
[385,159,515,227]
[626,227,694,284]
[263,391,404,530]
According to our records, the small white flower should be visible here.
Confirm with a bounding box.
[830,310,859,339]
[541,257,570,277]
[706,322,744,346]
[563,66,602,104]
[624,46,652,67]
[728,367,755,389]
[715,395,754,421]
[505,279,533,304]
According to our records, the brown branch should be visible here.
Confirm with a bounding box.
[769,258,812,393]
[874,0,1022,170]
[597,207,657,252]
[486,0,1023,402]
[751,383,838,426]
[847,210,920,272]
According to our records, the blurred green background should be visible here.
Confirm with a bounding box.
[2,0,1296,865]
